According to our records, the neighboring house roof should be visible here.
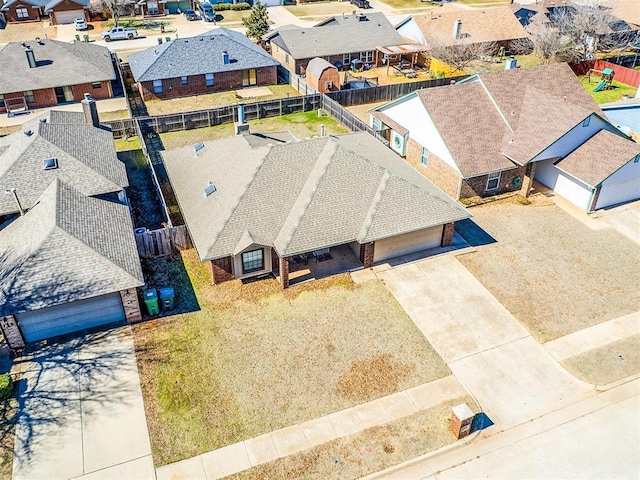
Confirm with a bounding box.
[306,57,337,78]
[607,0,640,27]
[128,29,279,83]
[44,0,89,11]
[1,0,48,10]
[555,130,640,187]
[162,132,469,261]
[0,111,128,215]
[270,12,404,59]
[0,179,143,316]
[401,5,528,47]
[0,39,115,94]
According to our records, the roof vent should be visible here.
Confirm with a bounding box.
[223,51,230,65]
[36,37,44,45]
[23,129,33,136]
[39,117,47,123]
[204,182,217,197]
[193,141,205,154]
[43,158,58,170]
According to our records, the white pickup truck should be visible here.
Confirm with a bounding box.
[101,27,138,42]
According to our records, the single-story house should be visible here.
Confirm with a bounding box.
[162,131,470,288]
[0,104,143,348]
[397,4,528,51]
[0,39,115,114]
[268,12,406,75]
[128,29,279,101]
[1,0,89,24]
[305,57,339,93]
[371,63,640,212]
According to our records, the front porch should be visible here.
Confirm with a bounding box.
[283,244,363,287]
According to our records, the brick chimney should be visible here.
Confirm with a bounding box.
[81,93,100,128]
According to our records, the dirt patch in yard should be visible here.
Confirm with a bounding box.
[337,354,413,402]
[456,201,640,343]
[224,396,477,480]
[561,335,640,386]
[134,249,449,466]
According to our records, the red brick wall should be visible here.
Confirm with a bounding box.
[406,137,460,199]
[71,81,112,101]
[441,222,454,247]
[359,242,375,268]
[211,257,234,284]
[3,3,41,23]
[49,0,88,25]
[0,82,113,113]
[279,256,289,289]
[137,66,278,101]
[460,166,526,199]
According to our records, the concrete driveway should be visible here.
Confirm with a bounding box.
[12,326,154,480]
[377,256,593,431]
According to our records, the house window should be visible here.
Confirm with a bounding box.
[421,147,429,166]
[343,54,351,64]
[91,82,102,89]
[325,81,333,90]
[16,7,29,18]
[205,73,214,87]
[486,171,501,191]
[181,76,188,85]
[241,249,264,274]
[153,79,163,94]
[360,51,374,63]
[582,116,590,127]
[0,94,4,108]
[285,54,289,64]
[23,90,35,103]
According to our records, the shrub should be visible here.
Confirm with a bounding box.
[0,373,13,401]
[213,3,230,10]
[231,2,250,10]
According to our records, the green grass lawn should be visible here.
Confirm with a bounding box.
[159,110,349,149]
[101,17,171,31]
[134,250,450,466]
[578,75,638,104]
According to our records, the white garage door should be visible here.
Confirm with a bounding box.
[374,225,443,263]
[16,293,125,343]
[596,177,640,210]
[54,9,85,24]
[535,160,593,211]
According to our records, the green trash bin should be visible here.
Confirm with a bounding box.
[143,288,159,315]
[83,34,89,43]
[165,36,171,43]
[157,37,163,44]
[159,287,175,311]
[75,34,80,41]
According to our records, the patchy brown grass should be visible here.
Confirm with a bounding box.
[562,335,640,386]
[0,395,18,479]
[224,396,477,480]
[134,249,449,466]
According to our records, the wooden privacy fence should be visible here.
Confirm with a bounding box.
[321,94,388,145]
[570,58,640,86]
[135,225,193,258]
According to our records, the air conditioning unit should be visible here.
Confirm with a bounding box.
[391,130,407,156]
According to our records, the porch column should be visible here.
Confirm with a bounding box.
[0,315,26,351]
[279,256,290,289]
[441,222,454,247]
[359,242,375,268]
[520,162,537,198]
[120,288,142,323]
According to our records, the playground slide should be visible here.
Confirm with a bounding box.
[593,80,607,92]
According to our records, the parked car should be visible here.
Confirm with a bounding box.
[350,0,369,8]
[198,1,216,22]
[74,18,87,30]
[101,26,138,41]
[183,9,201,21]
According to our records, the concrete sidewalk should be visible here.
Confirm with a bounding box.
[156,375,468,480]
[12,326,154,480]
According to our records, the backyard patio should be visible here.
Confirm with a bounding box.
[287,245,362,286]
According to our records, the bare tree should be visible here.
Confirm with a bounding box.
[89,0,135,27]
[427,37,498,73]
[511,25,578,63]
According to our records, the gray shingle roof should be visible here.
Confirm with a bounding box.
[555,130,640,187]
[162,132,469,261]
[128,28,279,83]
[0,112,128,215]
[44,0,89,10]
[0,179,143,315]
[270,12,404,59]
[0,40,115,94]
[1,0,48,10]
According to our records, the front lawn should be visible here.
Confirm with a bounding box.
[158,110,349,149]
[134,249,449,466]
[578,75,638,104]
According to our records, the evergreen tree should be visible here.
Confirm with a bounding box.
[242,0,270,40]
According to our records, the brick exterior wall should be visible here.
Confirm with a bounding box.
[0,315,26,350]
[406,137,460,199]
[441,222,454,247]
[0,81,113,113]
[279,256,289,289]
[520,162,537,198]
[589,186,601,212]
[271,249,280,275]
[459,166,526,199]
[211,256,235,284]
[137,66,278,101]
[3,3,41,23]
[120,288,142,323]
[271,42,377,75]
[359,242,375,268]
[49,0,88,25]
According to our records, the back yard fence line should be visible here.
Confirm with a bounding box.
[320,94,389,145]
[135,224,193,258]
[570,58,640,88]
[112,54,133,114]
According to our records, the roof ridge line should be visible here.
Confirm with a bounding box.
[274,138,336,255]
[477,76,514,133]
[358,170,390,242]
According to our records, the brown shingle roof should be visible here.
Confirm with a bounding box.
[417,82,515,178]
[411,5,528,46]
[555,130,640,186]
